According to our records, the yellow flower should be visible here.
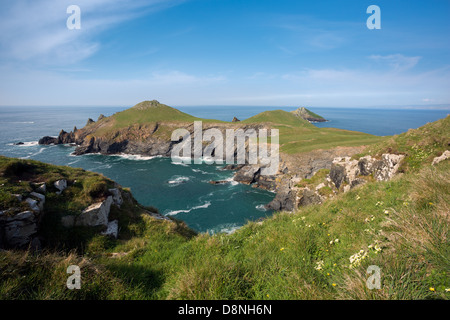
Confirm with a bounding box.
[266,294,270,298]
[332,283,337,287]
[327,273,330,276]
[280,247,285,251]
[445,288,450,292]
[429,287,435,292]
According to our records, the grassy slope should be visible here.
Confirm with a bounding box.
[84,102,384,155]
[1,117,448,300]
[243,109,384,154]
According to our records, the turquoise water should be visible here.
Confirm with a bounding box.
[0,105,448,233]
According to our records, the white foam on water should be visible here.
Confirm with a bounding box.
[111,153,161,161]
[168,176,190,185]
[224,176,239,186]
[191,168,214,175]
[256,204,268,212]
[11,141,39,147]
[209,223,241,235]
[20,147,45,159]
[165,201,212,216]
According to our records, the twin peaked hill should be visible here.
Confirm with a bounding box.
[39,100,381,156]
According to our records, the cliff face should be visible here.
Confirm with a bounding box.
[0,156,166,251]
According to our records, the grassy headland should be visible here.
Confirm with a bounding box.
[1,114,448,300]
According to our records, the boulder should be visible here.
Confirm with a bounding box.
[0,211,37,248]
[233,165,261,184]
[266,189,296,211]
[30,192,45,211]
[75,196,113,227]
[36,183,47,193]
[54,179,67,194]
[25,198,40,213]
[374,154,405,181]
[101,220,119,238]
[38,136,58,145]
[330,154,404,189]
[108,188,123,207]
[432,150,450,166]
[298,188,322,207]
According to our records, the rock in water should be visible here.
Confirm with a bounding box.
[38,136,58,145]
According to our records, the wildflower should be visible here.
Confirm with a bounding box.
[445,288,450,292]
[428,202,434,205]
[334,239,339,243]
[332,283,337,287]
[429,287,435,292]
[280,247,285,251]
[315,260,324,271]
[327,273,330,276]
[356,195,361,200]
[384,209,389,215]
[403,201,409,207]
[349,250,368,268]
[375,201,384,207]
[266,294,270,298]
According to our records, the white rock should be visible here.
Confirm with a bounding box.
[432,150,450,166]
[102,220,119,238]
[30,192,45,211]
[54,179,67,194]
[36,183,46,193]
[25,198,40,213]
[75,196,113,227]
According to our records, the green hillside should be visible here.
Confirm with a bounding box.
[1,116,448,300]
[242,109,313,127]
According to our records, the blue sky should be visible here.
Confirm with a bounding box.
[0,0,449,107]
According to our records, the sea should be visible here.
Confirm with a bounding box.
[0,105,448,234]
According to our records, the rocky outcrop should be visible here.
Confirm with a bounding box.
[432,150,450,165]
[330,154,405,191]
[298,188,323,206]
[0,188,46,248]
[75,196,113,227]
[0,211,38,248]
[233,165,261,185]
[291,107,327,122]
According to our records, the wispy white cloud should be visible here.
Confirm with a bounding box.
[0,0,184,65]
[368,54,422,72]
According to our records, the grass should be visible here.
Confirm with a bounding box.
[1,160,448,299]
[0,114,448,300]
